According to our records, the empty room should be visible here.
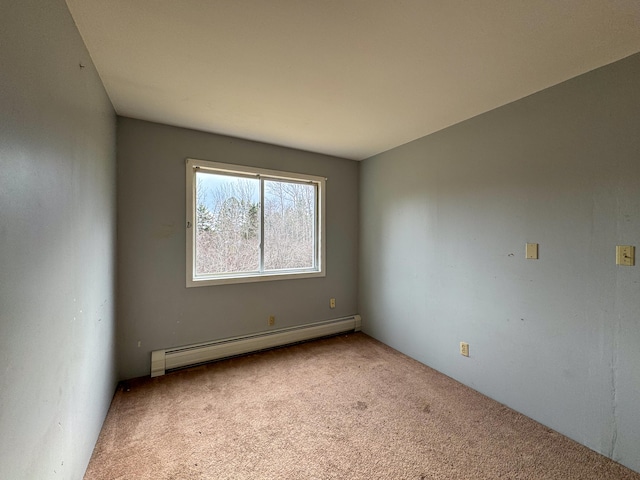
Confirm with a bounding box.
[1,0,640,478]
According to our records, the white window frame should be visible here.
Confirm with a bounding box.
[186,158,326,287]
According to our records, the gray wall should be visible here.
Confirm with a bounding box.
[117,118,359,380]
[360,53,640,473]
[0,1,117,479]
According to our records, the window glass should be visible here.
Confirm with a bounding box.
[195,172,260,275]
[264,179,316,271]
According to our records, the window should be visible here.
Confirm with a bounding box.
[186,158,325,286]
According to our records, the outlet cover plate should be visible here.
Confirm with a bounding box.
[616,245,635,266]
[526,243,538,259]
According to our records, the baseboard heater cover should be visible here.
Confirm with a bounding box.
[151,315,361,377]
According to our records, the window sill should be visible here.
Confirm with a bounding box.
[187,269,325,287]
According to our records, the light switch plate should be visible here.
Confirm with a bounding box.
[526,243,538,259]
[616,245,635,266]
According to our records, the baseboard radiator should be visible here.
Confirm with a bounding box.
[151,315,361,377]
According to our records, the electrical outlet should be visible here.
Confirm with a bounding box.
[460,342,469,357]
[268,315,275,326]
[330,298,336,309]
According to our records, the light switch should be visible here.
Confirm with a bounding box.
[526,243,538,259]
[616,246,635,266]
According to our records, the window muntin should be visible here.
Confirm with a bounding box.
[186,159,325,286]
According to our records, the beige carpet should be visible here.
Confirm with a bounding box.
[85,333,639,479]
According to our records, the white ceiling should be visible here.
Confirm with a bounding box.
[65,1,640,160]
